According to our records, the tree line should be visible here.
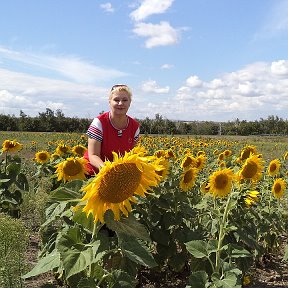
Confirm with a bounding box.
[0,109,287,136]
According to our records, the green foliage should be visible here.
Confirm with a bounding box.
[0,153,29,218]
[0,213,29,288]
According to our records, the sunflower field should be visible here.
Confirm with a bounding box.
[1,132,288,288]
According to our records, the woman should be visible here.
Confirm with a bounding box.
[84,84,140,175]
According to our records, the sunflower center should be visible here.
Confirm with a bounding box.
[215,174,228,189]
[184,170,193,183]
[274,183,281,194]
[270,163,276,172]
[63,160,82,176]
[241,161,257,178]
[98,163,142,203]
[183,157,192,168]
[39,153,48,160]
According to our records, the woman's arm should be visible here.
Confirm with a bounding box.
[87,138,105,170]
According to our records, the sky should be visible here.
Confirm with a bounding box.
[1,0,288,122]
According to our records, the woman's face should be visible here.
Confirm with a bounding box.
[109,90,131,116]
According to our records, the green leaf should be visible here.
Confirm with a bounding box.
[16,172,29,191]
[77,277,98,288]
[57,228,100,279]
[212,272,241,288]
[119,236,157,268]
[22,251,60,279]
[41,202,68,227]
[283,244,288,261]
[105,211,151,241]
[50,185,82,202]
[73,207,95,232]
[185,240,209,259]
[188,271,209,288]
[109,269,138,288]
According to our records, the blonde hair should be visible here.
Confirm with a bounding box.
[109,84,132,100]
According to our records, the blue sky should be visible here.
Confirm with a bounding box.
[1,0,288,121]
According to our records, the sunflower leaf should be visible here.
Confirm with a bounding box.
[22,251,61,279]
[119,236,157,268]
[105,212,151,241]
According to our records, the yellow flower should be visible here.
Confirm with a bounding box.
[272,178,286,199]
[207,168,235,198]
[71,144,87,157]
[267,159,281,177]
[244,190,260,207]
[80,152,161,223]
[237,154,264,183]
[224,149,232,157]
[181,155,196,169]
[55,157,89,183]
[193,155,206,171]
[154,157,170,182]
[55,143,70,156]
[1,140,23,153]
[35,150,50,164]
[239,145,257,161]
[283,151,288,160]
[179,168,198,192]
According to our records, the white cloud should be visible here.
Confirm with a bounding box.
[130,0,174,22]
[132,21,179,48]
[161,63,173,69]
[271,60,288,76]
[141,80,170,93]
[0,46,127,84]
[171,60,288,121]
[0,68,108,117]
[186,75,203,88]
[100,3,114,13]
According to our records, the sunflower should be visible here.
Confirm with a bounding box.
[179,168,198,192]
[200,181,210,194]
[180,155,196,169]
[71,144,87,157]
[1,140,23,153]
[239,145,257,161]
[154,157,170,182]
[283,151,288,161]
[272,178,286,199]
[237,154,264,183]
[80,151,161,223]
[224,149,232,157]
[207,168,235,198]
[35,150,51,164]
[55,157,89,183]
[267,159,281,177]
[55,143,71,156]
[244,190,260,207]
[194,155,207,171]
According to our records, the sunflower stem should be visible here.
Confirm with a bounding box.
[215,192,233,274]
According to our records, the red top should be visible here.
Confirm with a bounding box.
[84,112,140,174]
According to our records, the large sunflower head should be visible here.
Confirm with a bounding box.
[272,178,286,199]
[1,140,23,153]
[35,150,51,164]
[80,152,161,223]
[179,168,198,192]
[237,154,264,183]
[207,168,235,198]
[55,157,89,183]
[267,159,281,177]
